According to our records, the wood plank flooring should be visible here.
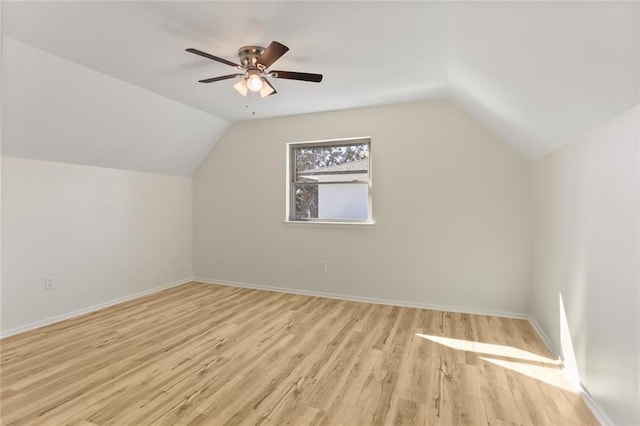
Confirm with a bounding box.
[1,282,598,425]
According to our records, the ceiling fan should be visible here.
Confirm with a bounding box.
[186,41,323,98]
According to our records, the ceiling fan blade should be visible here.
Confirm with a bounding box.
[186,48,240,68]
[270,70,323,83]
[257,41,289,69]
[198,74,244,83]
[260,78,277,98]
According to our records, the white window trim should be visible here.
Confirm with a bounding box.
[282,220,375,228]
[284,136,374,226]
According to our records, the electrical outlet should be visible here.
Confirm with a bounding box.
[320,260,328,271]
[44,277,55,291]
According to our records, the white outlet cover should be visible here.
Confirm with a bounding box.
[45,277,55,290]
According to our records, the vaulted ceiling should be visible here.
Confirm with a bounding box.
[3,1,639,173]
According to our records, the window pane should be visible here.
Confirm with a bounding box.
[294,143,369,179]
[294,183,368,220]
[293,184,318,219]
[318,183,368,220]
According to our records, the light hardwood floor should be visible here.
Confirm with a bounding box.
[1,282,598,425]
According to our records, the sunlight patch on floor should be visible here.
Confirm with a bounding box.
[415,333,559,364]
[479,356,577,392]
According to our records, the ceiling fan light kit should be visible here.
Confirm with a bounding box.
[186,41,323,98]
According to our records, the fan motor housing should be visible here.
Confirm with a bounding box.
[238,46,265,69]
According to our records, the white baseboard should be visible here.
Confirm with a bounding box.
[0,278,192,339]
[193,277,530,320]
[528,316,613,426]
[528,315,561,359]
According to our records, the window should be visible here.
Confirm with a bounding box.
[286,137,372,224]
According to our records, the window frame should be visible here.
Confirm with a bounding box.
[285,136,373,225]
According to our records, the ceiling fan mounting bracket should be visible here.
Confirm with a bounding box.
[238,45,265,69]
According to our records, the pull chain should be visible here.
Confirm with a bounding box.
[245,91,257,116]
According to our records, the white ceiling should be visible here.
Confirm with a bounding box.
[3,1,639,163]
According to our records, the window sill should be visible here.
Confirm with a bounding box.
[283,220,375,229]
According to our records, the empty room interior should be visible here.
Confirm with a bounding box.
[1,1,639,425]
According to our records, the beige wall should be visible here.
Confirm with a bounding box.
[530,106,639,425]
[194,99,530,315]
[1,157,193,334]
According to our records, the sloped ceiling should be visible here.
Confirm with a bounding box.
[2,1,639,173]
[448,2,639,157]
[3,38,230,175]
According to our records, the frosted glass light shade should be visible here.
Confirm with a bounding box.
[260,82,275,98]
[233,79,248,96]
